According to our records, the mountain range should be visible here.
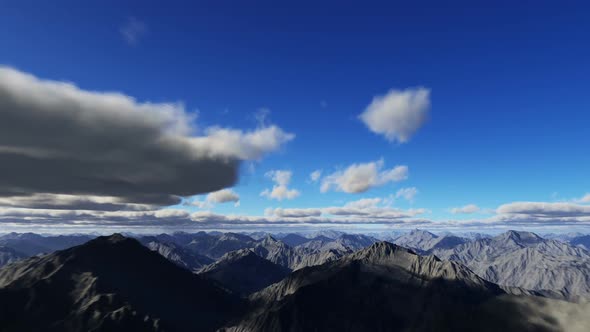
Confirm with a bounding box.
[0,233,588,331]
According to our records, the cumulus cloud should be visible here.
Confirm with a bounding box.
[320,159,408,193]
[120,17,147,45]
[309,170,322,182]
[206,189,240,205]
[395,187,418,202]
[0,66,293,208]
[359,87,430,143]
[260,170,300,201]
[450,204,481,214]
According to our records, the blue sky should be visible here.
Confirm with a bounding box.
[1,1,589,232]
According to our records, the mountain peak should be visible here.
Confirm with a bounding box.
[409,229,437,238]
[496,230,542,245]
[352,241,416,261]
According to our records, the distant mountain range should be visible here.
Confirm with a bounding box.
[1,229,590,301]
[0,233,588,331]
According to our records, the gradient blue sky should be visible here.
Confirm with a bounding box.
[1,1,589,231]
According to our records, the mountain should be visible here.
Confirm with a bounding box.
[280,233,311,247]
[139,236,214,272]
[253,235,300,268]
[394,229,468,253]
[433,230,590,300]
[295,234,375,252]
[186,232,256,259]
[200,249,290,296]
[0,247,25,267]
[303,230,346,239]
[0,233,94,256]
[223,241,589,332]
[0,234,244,332]
[570,235,590,250]
[335,233,377,250]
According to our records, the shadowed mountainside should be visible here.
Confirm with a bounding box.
[0,234,244,332]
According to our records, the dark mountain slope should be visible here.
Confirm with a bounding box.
[200,249,290,296]
[139,236,214,272]
[0,247,25,268]
[0,234,244,332]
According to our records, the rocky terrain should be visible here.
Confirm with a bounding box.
[0,234,244,332]
[0,233,588,332]
[199,248,290,295]
[223,242,589,332]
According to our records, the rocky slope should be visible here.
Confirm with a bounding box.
[394,229,467,253]
[433,230,590,300]
[0,234,244,332]
[199,249,290,296]
[0,247,25,267]
[140,236,214,272]
[223,241,590,332]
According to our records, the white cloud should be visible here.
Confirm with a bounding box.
[206,189,240,205]
[343,198,382,209]
[260,170,301,201]
[120,17,147,45]
[264,197,426,221]
[266,208,322,218]
[321,159,408,193]
[190,199,212,209]
[191,126,295,161]
[450,204,481,214]
[574,193,590,204]
[359,87,430,143]
[395,187,418,202]
[310,170,322,182]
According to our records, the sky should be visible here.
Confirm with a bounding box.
[1,0,589,233]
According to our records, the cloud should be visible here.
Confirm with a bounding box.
[120,17,147,45]
[254,108,271,127]
[309,170,322,182]
[260,170,300,200]
[574,193,590,204]
[496,202,590,218]
[359,87,430,143]
[0,194,154,211]
[264,197,426,221]
[265,208,322,218]
[343,197,382,209]
[395,187,418,202]
[206,189,240,205]
[320,159,408,193]
[0,66,293,209]
[6,197,590,230]
[450,204,481,214]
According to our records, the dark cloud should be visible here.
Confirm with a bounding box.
[0,66,292,208]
